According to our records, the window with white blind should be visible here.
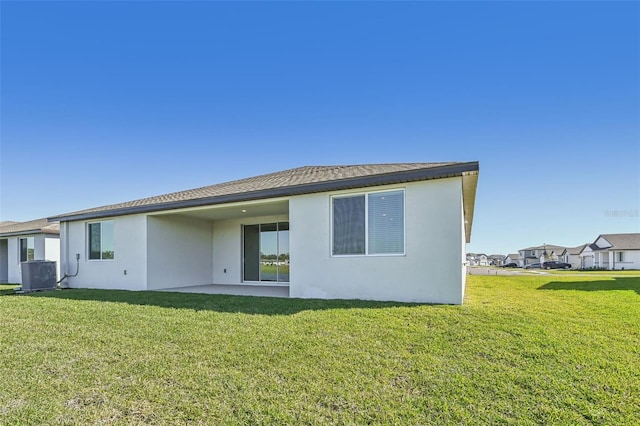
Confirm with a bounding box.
[332,189,404,256]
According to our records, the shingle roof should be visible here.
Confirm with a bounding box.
[593,233,640,250]
[49,162,479,222]
[565,244,588,255]
[520,244,566,252]
[0,218,60,237]
[506,253,519,259]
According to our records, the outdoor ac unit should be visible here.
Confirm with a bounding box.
[21,260,57,292]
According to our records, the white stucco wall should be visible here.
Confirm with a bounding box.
[580,246,594,268]
[33,234,46,261]
[613,250,640,270]
[44,235,61,279]
[594,236,611,249]
[566,254,581,269]
[62,215,147,290]
[147,215,213,289]
[212,214,289,285]
[289,178,465,304]
[7,237,19,283]
[581,254,594,268]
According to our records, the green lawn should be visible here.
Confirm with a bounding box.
[1,275,638,425]
[546,269,640,276]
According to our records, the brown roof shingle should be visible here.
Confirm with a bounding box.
[49,162,478,222]
[0,218,60,237]
[520,244,566,252]
[594,233,640,250]
[565,244,588,255]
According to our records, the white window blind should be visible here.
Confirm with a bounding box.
[368,190,404,254]
[332,190,404,256]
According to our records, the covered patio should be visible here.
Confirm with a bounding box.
[146,198,290,296]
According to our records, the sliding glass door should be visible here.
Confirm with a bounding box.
[243,222,289,283]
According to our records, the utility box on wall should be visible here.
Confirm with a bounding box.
[20,260,57,292]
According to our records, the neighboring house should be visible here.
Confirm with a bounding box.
[505,253,520,266]
[466,253,490,266]
[49,162,479,304]
[487,254,505,266]
[465,253,478,266]
[580,244,597,269]
[561,244,589,269]
[518,244,566,266]
[591,233,640,270]
[0,219,60,284]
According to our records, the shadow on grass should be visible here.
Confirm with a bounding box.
[3,288,421,315]
[538,277,640,295]
[0,287,18,296]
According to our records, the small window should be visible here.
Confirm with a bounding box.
[617,252,624,262]
[333,195,366,255]
[88,221,114,260]
[19,237,35,262]
[332,189,404,256]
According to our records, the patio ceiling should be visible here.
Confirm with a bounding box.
[148,199,289,221]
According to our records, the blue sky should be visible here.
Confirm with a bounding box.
[1,1,638,255]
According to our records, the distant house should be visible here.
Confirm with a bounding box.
[518,244,566,267]
[487,254,505,266]
[561,244,588,269]
[466,253,489,266]
[580,244,597,269]
[591,233,640,270]
[49,162,479,304]
[465,253,478,266]
[0,219,60,284]
[504,253,520,266]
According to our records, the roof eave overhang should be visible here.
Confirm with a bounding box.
[0,229,59,238]
[49,161,480,223]
[461,170,479,244]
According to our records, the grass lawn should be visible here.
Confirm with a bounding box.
[1,276,638,425]
[546,269,640,276]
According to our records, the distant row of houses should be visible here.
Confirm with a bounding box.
[469,233,640,270]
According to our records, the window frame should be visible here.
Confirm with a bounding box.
[87,220,115,261]
[330,188,406,257]
[241,221,290,284]
[617,251,624,262]
[18,236,35,263]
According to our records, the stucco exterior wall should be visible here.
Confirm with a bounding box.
[565,253,581,269]
[594,237,611,249]
[62,215,147,290]
[147,215,213,289]
[289,178,465,304]
[45,235,61,279]
[612,250,640,270]
[212,214,289,286]
[7,237,19,283]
